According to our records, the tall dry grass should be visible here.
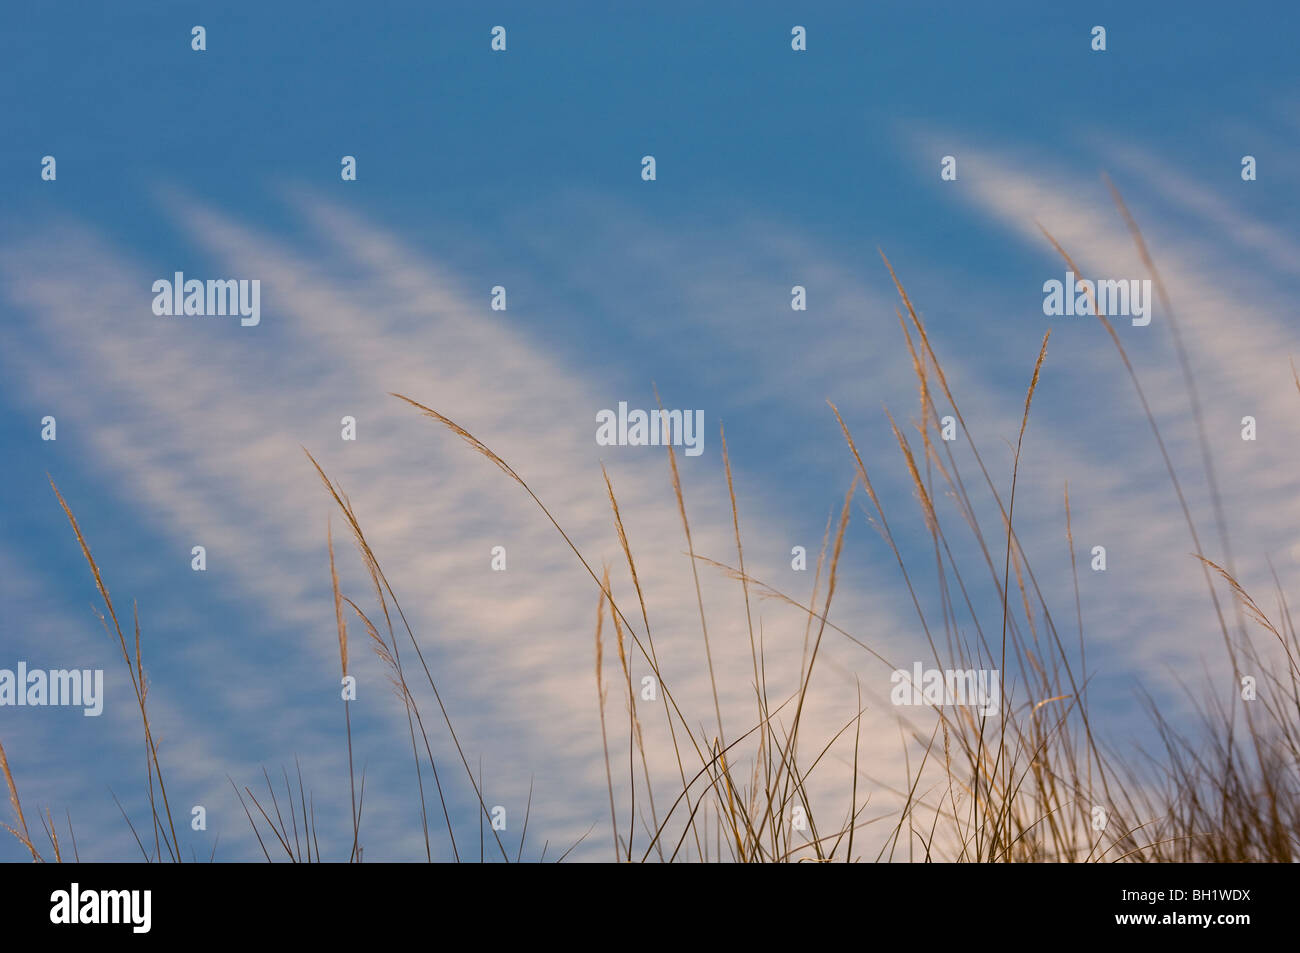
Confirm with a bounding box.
[4,192,1298,862]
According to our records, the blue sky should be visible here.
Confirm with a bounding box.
[1,1,1298,862]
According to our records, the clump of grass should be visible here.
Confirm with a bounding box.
[387,194,1299,862]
